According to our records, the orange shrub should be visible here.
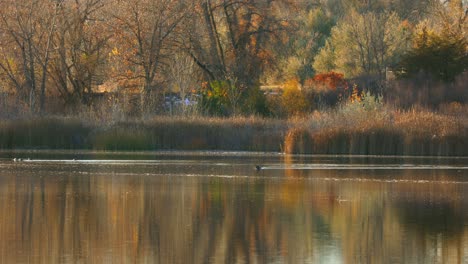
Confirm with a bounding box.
[304,72,348,92]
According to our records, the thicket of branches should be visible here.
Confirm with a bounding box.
[0,0,466,117]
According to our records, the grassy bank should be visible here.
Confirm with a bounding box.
[0,117,287,152]
[0,108,466,156]
[285,109,467,156]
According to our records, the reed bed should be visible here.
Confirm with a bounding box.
[0,116,288,152]
[0,109,466,156]
[90,116,287,152]
[284,109,467,156]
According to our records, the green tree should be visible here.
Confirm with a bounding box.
[313,10,411,88]
[397,25,467,82]
[263,4,336,84]
[280,8,334,82]
[396,2,467,82]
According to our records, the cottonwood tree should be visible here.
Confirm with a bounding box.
[186,0,291,114]
[0,0,60,113]
[109,0,190,115]
[313,10,411,92]
[166,52,199,115]
[49,0,108,106]
[277,7,335,83]
[322,0,436,19]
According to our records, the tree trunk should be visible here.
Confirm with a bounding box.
[141,80,153,116]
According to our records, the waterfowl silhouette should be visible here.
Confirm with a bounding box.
[255,165,262,171]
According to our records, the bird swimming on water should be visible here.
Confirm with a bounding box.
[255,165,262,171]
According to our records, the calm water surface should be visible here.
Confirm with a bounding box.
[0,151,467,264]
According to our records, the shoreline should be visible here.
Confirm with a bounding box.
[0,112,466,156]
[1,149,467,159]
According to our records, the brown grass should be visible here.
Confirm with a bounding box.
[0,116,288,152]
[0,108,466,156]
[283,108,467,156]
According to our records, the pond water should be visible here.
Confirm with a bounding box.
[0,151,467,264]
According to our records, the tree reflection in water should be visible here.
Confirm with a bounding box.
[0,157,467,263]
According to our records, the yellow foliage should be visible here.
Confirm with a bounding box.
[111,47,119,56]
[282,78,300,90]
[413,22,439,49]
[350,84,361,103]
[281,85,309,116]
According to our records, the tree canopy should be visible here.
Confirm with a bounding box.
[0,0,465,116]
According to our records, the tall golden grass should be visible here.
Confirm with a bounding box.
[284,108,467,156]
[0,116,287,152]
[90,116,287,151]
[0,108,466,155]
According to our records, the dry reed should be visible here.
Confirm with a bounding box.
[0,108,466,156]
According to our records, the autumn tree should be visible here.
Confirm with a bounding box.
[48,0,108,107]
[275,0,435,85]
[109,0,190,115]
[273,6,335,83]
[387,0,437,21]
[313,10,411,92]
[322,0,436,19]
[186,0,290,115]
[281,79,309,116]
[166,52,199,115]
[396,1,467,82]
[0,0,60,113]
[0,0,459,116]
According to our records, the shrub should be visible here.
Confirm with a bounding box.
[304,71,348,92]
[199,81,230,116]
[303,72,349,108]
[281,86,310,116]
[241,86,270,116]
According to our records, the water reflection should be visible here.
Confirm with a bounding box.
[0,154,467,263]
